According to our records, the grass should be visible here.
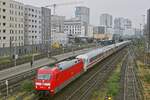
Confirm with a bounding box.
[0,57,11,64]
[137,60,150,99]
[21,80,34,92]
[0,80,34,100]
[106,63,121,97]
[91,63,121,100]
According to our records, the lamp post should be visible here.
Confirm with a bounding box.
[5,80,8,98]
[32,36,34,65]
[14,40,17,67]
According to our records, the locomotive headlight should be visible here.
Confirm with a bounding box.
[43,83,51,86]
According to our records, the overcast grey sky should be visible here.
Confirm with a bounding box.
[18,0,149,28]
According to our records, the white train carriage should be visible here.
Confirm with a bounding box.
[76,41,130,72]
[76,48,104,71]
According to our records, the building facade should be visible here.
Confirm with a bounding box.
[75,6,90,24]
[0,0,24,48]
[114,17,125,30]
[114,17,132,33]
[87,25,94,38]
[93,34,113,40]
[124,19,132,29]
[100,13,113,28]
[24,5,42,45]
[51,15,65,33]
[64,18,86,38]
[114,17,132,34]
[93,26,105,34]
[41,7,51,45]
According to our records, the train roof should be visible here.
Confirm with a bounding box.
[76,48,104,59]
[76,41,129,59]
[56,58,81,70]
[37,66,58,74]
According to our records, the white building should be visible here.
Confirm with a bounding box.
[87,25,94,38]
[51,32,68,46]
[124,19,132,29]
[100,13,113,28]
[64,18,86,37]
[0,0,24,48]
[24,5,42,45]
[114,17,132,35]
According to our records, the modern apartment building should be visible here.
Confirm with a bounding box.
[41,7,51,45]
[0,0,24,48]
[114,17,132,30]
[75,6,90,24]
[24,5,42,45]
[114,17,132,34]
[100,13,113,28]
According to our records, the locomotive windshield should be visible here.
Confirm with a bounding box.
[37,74,51,80]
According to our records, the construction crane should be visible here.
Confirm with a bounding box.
[45,1,83,15]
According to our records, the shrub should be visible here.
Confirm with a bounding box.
[21,80,33,92]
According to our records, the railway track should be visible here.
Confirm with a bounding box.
[0,69,35,97]
[122,47,143,100]
[36,47,128,100]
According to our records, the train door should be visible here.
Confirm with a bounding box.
[83,58,88,72]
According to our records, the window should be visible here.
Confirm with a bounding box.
[3,16,6,19]
[37,74,51,80]
[3,2,6,5]
[3,9,6,12]
[3,30,6,33]
[21,6,23,10]
[18,12,20,16]
[3,23,6,26]
[3,37,6,40]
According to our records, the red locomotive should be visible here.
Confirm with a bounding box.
[35,59,84,95]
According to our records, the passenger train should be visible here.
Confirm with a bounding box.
[34,41,130,96]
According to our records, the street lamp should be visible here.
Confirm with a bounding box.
[14,39,18,67]
[31,37,34,64]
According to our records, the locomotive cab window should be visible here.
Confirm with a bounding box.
[37,74,51,80]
